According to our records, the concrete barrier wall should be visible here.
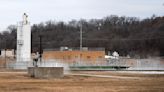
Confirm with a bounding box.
[28,67,64,78]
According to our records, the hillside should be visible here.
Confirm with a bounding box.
[0,15,164,58]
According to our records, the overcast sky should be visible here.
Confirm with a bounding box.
[0,0,163,31]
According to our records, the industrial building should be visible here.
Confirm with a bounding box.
[43,47,106,64]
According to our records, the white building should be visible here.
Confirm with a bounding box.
[0,49,15,57]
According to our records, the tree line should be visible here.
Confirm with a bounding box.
[0,15,164,58]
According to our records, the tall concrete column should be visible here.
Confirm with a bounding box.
[15,13,31,69]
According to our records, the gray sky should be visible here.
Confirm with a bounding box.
[0,0,163,31]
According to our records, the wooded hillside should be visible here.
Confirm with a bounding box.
[0,15,164,58]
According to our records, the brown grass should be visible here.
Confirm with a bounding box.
[0,71,163,92]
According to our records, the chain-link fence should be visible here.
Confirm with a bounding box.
[1,57,164,70]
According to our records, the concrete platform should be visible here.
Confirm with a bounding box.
[28,67,64,78]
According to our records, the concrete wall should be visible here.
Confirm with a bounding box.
[28,67,64,78]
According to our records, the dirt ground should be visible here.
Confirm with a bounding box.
[0,70,164,92]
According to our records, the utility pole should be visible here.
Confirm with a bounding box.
[80,24,83,51]
[39,35,43,63]
[4,39,6,68]
[14,36,16,59]
[79,24,83,65]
